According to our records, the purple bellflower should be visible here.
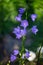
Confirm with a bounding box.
[25,52,30,58]
[20,20,29,28]
[16,33,22,39]
[20,29,27,36]
[13,26,21,39]
[19,8,25,14]
[10,55,17,62]
[13,26,20,34]
[31,14,37,21]
[31,25,38,35]
[13,49,19,55]
[15,14,22,22]
[13,26,27,39]
[22,52,30,59]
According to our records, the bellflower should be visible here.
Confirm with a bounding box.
[31,25,38,35]
[13,26,21,39]
[22,49,30,59]
[16,29,26,39]
[13,27,22,39]
[20,29,27,36]
[20,20,29,28]
[16,33,22,39]
[13,26,20,34]
[10,55,17,62]
[13,26,27,39]
[13,49,19,55]
[19,8,25,14]
[31,14,37,21]
[25,52,30,58]
[15,14,22,22]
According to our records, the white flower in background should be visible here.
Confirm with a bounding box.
[20,49,36,61]
[37,46,43,53]
[27,51,36,61]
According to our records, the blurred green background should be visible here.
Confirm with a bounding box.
[0,0,43,51]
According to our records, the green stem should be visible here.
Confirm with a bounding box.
[19,36,26,65]
[21,36,25,55]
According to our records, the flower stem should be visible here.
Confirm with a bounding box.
[21,36,26,55]
[19,36,26,65]
[37,45,42,65]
